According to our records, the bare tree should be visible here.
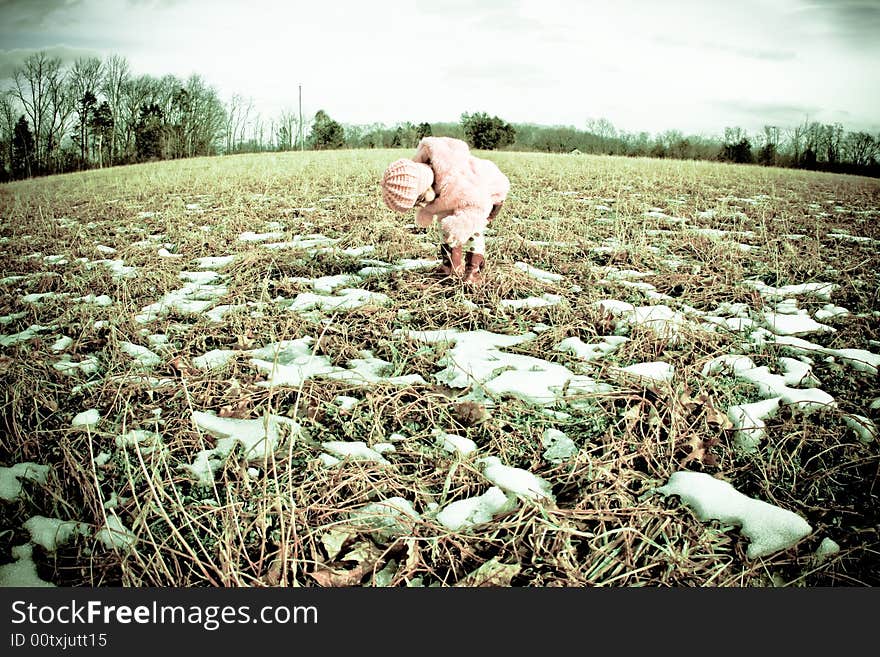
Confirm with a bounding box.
[100,55,130,165]
[276,108,300,151]
[69,57,103,167]
[0,92,16,175]
[120,74,159,159]
[843,132,877,167]
[11,52,64,173]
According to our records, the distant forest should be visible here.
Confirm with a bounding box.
[2,51,878,181]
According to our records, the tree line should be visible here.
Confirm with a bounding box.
[2,51,878,181]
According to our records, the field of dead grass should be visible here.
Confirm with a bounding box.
[1,149,878,587]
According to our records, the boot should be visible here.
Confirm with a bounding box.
[463,252,485,284]
[438,244,464,277]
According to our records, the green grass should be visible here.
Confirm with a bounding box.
[1,149,878,587]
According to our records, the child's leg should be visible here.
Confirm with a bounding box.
[463,232,486,284]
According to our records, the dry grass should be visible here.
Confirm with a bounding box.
[1,149,878,587]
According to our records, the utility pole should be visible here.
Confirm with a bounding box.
[298,84,303,151]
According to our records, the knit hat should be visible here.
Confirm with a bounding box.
[381,159,434,212]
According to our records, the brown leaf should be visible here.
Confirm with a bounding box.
[309,563,371,587]
[219,399,250,419]
[679,434,721,467]
[453,400,490,426]
[455,558,521,587]
[704,397,733,429]
[264,558,283,586]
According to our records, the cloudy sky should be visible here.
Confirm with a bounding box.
[1,0,878,137]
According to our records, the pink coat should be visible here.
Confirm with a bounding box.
[411,137,510,247]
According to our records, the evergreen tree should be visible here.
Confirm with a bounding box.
[416,122,432,140]
[135,103,164,161]
[308,110,344,150]
[460,112,515,150]
[12,115,35,179]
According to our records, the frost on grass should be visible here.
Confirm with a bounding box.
[656,471,812,559]
[435,487,517,531]
[0,544,55,587]
[0,462,50,502]
[23,516,90,552]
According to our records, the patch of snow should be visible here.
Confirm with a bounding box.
[192,411,300,462]
[814,304,850,321]
[613,361,674,384]
[334,395,360,411]
[195,255,236,269]
[284,288,391,313]
[90,258,137,279]
[500,293,564,309]
[322,441,390,464]
[193,349,238,370]
[0,544,55,587]
[436,432,477,456]
[514,261,564,282]
[95,512,137,551]
[72,408,101,428]
[761,311,835,336]
[53,355,100,376]
[743,279,837,301]
[541,428,577,463]
[655,470,812,559]
[554,335,629,362]
[480,456,554,501]
[347,497,420,542]
[0,463,50,502]
[119,342,163,369]
[1,324,52,346]
[115,429,165,454]
[842,414,877,443]
[727,398,782,452]
[23,516,89,552]
[239,231,285,242]
[288,274,362,294]
[398,328,610,406]
[814,537,840,563]
[435,487,517,531]
[51,336,74,352]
